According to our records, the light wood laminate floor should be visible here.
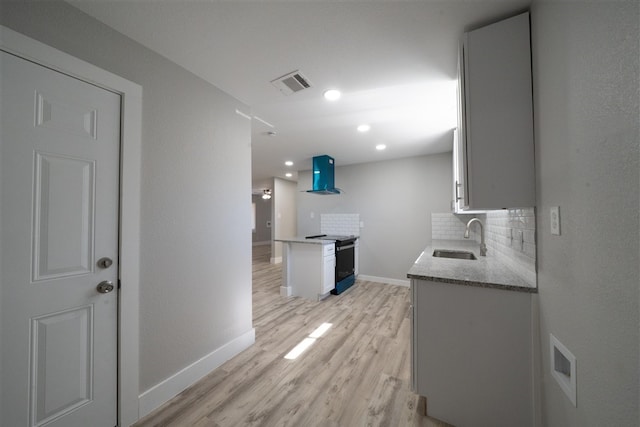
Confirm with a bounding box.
[134,245,450,427]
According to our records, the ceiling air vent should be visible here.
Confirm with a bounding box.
[271,70,312,96]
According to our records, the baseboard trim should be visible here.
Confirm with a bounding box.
[280,285,292,297]
[270,256,282,264]
[138,328,255,418]
[358,275,410,287]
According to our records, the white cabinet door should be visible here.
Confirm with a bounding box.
[412,279,533,427]
[452,128,468,212]
[458,12,535,210]
[322,255,336,294]
[1,51,120,427]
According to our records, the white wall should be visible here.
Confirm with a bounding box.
[297,153,452,281]
[0,0,254,409]
[532,1,639,425]
[271,177,297,263]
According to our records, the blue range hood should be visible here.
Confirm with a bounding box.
[306,155,342,195]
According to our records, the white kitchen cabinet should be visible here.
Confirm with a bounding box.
[455,11,535,211]
[452,127,468,212]
[321,244,336,294]
[280,240,335,301]
[411,279,533,427]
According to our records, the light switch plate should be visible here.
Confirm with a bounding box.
[550,206,561,235]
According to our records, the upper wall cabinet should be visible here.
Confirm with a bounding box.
[454,11,535,212]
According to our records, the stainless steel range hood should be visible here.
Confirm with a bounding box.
[306,155,342,195]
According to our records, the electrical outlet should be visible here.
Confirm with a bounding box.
[550,206,561,235]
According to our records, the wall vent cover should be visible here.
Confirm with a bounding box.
[271,70,312,96]
[550,333,577,407]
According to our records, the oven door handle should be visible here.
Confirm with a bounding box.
[336,244,355,251]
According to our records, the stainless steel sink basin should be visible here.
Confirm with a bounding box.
[432,249,477,260]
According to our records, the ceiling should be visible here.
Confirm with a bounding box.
[68,0,530,193]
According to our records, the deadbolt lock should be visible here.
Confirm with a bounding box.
[97,257,113,269]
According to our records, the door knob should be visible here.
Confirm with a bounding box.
[96,280,115,294]
[97,257,113,269]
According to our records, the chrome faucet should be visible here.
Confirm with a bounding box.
[464,218,487,256]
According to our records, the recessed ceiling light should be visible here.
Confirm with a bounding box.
[285,173,293,178]
[323,89,341,101]
[357,124,371,133]
[285,161,294,166]
[376,144,387,151]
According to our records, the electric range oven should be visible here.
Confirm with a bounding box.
[305,234,357,294]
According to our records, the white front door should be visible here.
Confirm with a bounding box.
[1,50,120,427]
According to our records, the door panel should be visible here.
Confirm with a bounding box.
[31,305,94,425]
[34,90,99,139]
[1,50,120,427]
[33,152,95,281]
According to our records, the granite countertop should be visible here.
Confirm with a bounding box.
[407,239,537,293]
[275,237,334,245]
[276,235,359,245]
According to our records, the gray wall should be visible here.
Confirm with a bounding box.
[297,153,452,281]
[271,177,297,261]
[252,194,272,244]
[532,1,639,425]
[0,1,253,393]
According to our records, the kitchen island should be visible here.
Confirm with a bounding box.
[276,237,336,301]
[408,239,536,427]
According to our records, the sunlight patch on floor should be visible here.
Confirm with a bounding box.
[284,322,333,360]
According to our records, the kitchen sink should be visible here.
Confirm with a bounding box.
[432,249,477,260]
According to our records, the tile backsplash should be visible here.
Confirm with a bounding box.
[485,209,536,284]
[321,213,360,236]
[432,209,537,284]
[431,212,481,241]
